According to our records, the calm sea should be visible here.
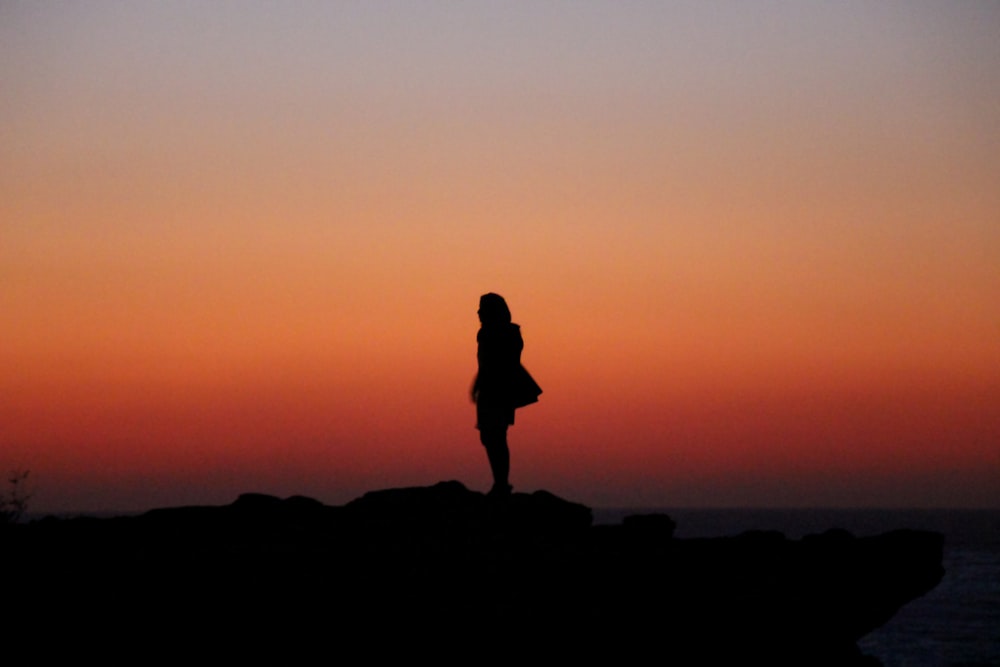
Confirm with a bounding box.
[593,508,1000,667]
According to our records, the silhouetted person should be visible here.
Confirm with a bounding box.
[471,293,541,496]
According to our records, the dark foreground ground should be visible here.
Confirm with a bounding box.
[3,481,943,664]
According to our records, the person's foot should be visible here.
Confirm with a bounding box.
[488,483,512,497]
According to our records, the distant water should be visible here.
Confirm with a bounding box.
[593,508,1000,667]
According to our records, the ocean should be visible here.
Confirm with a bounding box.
[593,508,1000,667]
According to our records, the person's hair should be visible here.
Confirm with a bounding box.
[478,293,511,326]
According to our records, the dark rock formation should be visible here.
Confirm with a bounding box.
[3,482,942,664]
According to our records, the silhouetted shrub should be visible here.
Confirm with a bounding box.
[0,469,32,524]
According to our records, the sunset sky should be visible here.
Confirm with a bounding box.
[3,2,998,513]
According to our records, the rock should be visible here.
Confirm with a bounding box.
[6,482,943,665]
[345,480,592,535]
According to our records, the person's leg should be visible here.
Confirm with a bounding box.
[480,427,510,494]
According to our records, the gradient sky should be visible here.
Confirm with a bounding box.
[3,2,998,512]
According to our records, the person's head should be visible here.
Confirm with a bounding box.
[478,293,511,326]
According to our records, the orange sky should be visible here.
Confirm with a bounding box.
[3,3,998,512]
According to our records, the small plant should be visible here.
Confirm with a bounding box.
[0,469,32,524]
